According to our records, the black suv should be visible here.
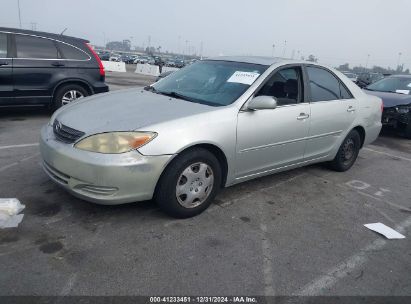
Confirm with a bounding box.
[0,27,108,110]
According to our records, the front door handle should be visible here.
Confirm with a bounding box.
[51,61,65,67]
[0,61,9,66]
[347,106,356,112]
[297,113,310,120]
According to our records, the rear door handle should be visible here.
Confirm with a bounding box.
[297,113,310,120]
[0,61,9,66]
[347,106,356,112]
[51,61,65,67]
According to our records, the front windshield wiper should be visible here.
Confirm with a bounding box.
[144,87,216,106]
[143,87,192,101]
[155,91,201,103]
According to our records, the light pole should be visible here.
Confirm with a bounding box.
[397,52,402,70]
[271,44,275,57]
[365,54,370,69]
[17,0,22,28]
[282,40,287,57]
[200,41,203,59]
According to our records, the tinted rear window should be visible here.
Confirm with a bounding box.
[15,34,59,59]
[307,66,353,101]
[57,42,89,60]
[0,33,7,57]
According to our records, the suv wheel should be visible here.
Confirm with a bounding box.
[155,148,222,218]
[404,115,411,139]
[329,129,361,172]
[52,84,88,110]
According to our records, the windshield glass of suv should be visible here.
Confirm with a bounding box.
[366,77,411,94]
[152,60,268,106]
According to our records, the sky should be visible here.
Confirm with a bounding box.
[1,0,410,69]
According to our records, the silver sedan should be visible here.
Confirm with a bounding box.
[40,57,382,218]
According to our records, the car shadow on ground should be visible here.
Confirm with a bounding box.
[374,127,410,153]
[0,106,51,119]
[25,164,316,224]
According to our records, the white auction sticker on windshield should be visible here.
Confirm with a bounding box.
[396,89,410,95]
[227,71,260,85]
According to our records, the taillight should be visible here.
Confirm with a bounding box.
[86,43,105,77]
[380,100,384,112]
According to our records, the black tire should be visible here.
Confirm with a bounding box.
[329,129,361,172]
[404,115,411,139]
[51,84,89,111]
[155,148,222,218]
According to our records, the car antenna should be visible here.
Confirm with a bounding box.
[60,28,68,35]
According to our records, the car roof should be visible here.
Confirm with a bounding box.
[388,74,411,78]
[0,27,89,43]
[207,56,306,65]
[208,56,309,67]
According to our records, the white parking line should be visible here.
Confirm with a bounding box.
[364,147,411,162]
[260,223,275,296]
[338,183,411,213]
[357,191,411,212]
[59,273,78,297]
[0,153,39,172]
[0,143,39,150]
[294,215,411,296]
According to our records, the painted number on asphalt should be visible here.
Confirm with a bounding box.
[345,180,391,197]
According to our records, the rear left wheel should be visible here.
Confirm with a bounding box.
[404,114,411,139]
[329,129,361,172]
[52,84,88,111]
[155,148,222,218]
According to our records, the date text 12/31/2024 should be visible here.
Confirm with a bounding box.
[150,297,258,303]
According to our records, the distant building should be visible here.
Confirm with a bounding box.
[106,39,131,51]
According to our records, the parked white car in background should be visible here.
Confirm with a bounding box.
[109,55,121,62]
[40,57,382,218]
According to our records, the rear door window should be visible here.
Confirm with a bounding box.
[15,34,59,59]
[306,66,353,101]
[0,33,7,57]
[306,66,341,102]
[340,83,352,99]
[57,42,89,60]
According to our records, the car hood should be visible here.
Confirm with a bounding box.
[364,89,411,108]
[55,88,218,134]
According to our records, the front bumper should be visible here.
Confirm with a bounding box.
[382,108,410,127]
[93,83,109,94]
[40,125,173,205]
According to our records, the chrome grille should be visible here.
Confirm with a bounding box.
[53,119,85,143]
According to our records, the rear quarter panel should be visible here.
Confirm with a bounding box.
[335,69,382,145]
[328,69,382,155]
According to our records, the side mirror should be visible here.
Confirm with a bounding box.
[247,95,278,110]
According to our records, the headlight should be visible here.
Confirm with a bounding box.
[396,105,411,114]
[74,132,157,154]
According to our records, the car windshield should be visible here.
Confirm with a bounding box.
[366,77,411,94]
[151,60,268,106]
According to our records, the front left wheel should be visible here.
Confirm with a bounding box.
[155,148,222,218]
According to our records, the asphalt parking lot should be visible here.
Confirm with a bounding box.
[0,68,410,296]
